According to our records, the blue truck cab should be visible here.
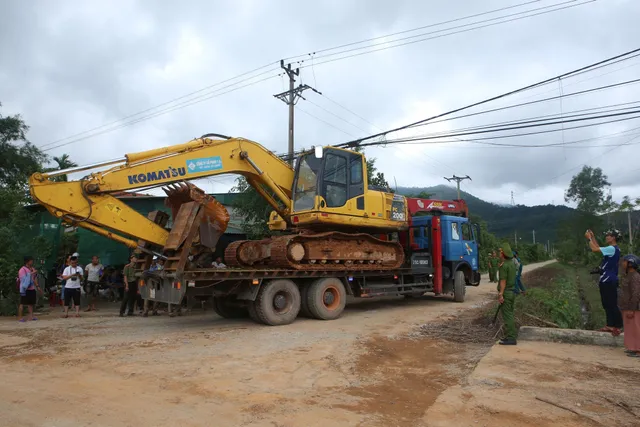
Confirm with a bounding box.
[409,214,481,290]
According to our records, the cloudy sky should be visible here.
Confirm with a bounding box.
[1,0,638,207]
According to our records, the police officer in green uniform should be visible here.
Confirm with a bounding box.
[489,251,499,283]
[498,242,518,345]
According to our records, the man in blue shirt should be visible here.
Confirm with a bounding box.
[586,228,623,334]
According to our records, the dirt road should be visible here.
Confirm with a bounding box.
[2,260,622,427]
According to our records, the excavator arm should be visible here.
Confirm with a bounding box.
[29,135,295,249]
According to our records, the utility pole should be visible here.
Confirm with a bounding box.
[547,239,550,253]
[444,175,471,199]
[532,229,536,244]
[273,60,321,165]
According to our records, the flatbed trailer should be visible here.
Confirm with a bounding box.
[139,207,483,326]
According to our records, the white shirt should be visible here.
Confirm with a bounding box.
[85,263,103,282]
[212,262,226,269]
[63,266,84,289]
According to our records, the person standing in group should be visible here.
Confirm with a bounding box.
[512,250,526,295]
[61,255,83,318]
[120,254,138,317]
[18,256,41,322]
[58,255,71,309]
[486,252,494,282]
[585,229,623,335]
[497,242,518,345]
[84,255,103,312]
[619,254,640,357]
[489,251,499,283]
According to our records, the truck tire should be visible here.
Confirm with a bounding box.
[306,278,347,320]
[247,301,260,323]
[453,271,466,302]
[298,283,313,318]
[253,279,301,326]
[212,297,248,319]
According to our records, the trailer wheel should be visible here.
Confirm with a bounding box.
[212,297,248,319]
[253,279,301,326]
[298,283,313,318]
[307,278,346,320]
[453,270,466,302]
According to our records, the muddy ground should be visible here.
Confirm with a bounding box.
[0,260,638,427]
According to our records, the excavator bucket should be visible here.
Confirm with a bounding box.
[163,182,230,250]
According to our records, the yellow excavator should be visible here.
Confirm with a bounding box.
[29,134,408,273]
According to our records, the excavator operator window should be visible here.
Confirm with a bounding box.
[293,154,322,212]
[350,157,363,184]
[323,153,347,208]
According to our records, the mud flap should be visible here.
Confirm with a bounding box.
[140,273,186,305]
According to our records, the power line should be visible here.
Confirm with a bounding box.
[335,46,640,149]
[282,0,543,62]
[387,124,640,149]
[513,132,640,197]
[304,99,371,134]
[406,78,640,132]
[40,1,591,151]
[39,63,280,150]
[295,106,357,137]
[319,93,383,131]
[405,98,640,142]
[358,109,640,147]
[296,0,594,69]
[42,74,279,152]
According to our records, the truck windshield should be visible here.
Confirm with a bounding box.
[293,154,322,212]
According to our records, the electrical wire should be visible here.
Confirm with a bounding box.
[42,74,279,152]
[282,0,543,62]
[513,132,640,196]
[304,99,371,134]
[406,78,640,132]
[295,106,357,137]
[39,63,280,150]
[401,100,640,140]
[295,0,596,68]
[297,0,595,69]
[357,109,640,147]
[319,93,383,132]
[40,0,591,151]
[335,46,640,148]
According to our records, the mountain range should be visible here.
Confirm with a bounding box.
[396,184,576,245]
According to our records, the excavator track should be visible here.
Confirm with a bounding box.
[224,232,404,271]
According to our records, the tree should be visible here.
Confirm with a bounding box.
[0,104,53,312]
[407,191,433,199]
[0,105,47,195]
[230,177,273,239]
[557,166,612,264]
[564,166,611,214]
[354,147,391,190]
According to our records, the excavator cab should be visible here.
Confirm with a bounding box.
[268,146,408,233]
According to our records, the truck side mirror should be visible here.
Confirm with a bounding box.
[314,146,323,159]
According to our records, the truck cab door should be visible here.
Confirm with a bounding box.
[461,222,478,272]
[444,219,463,262]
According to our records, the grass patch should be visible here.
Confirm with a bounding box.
[515,263,583,329]
[575,267,606,330]
[484,263,586,330]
